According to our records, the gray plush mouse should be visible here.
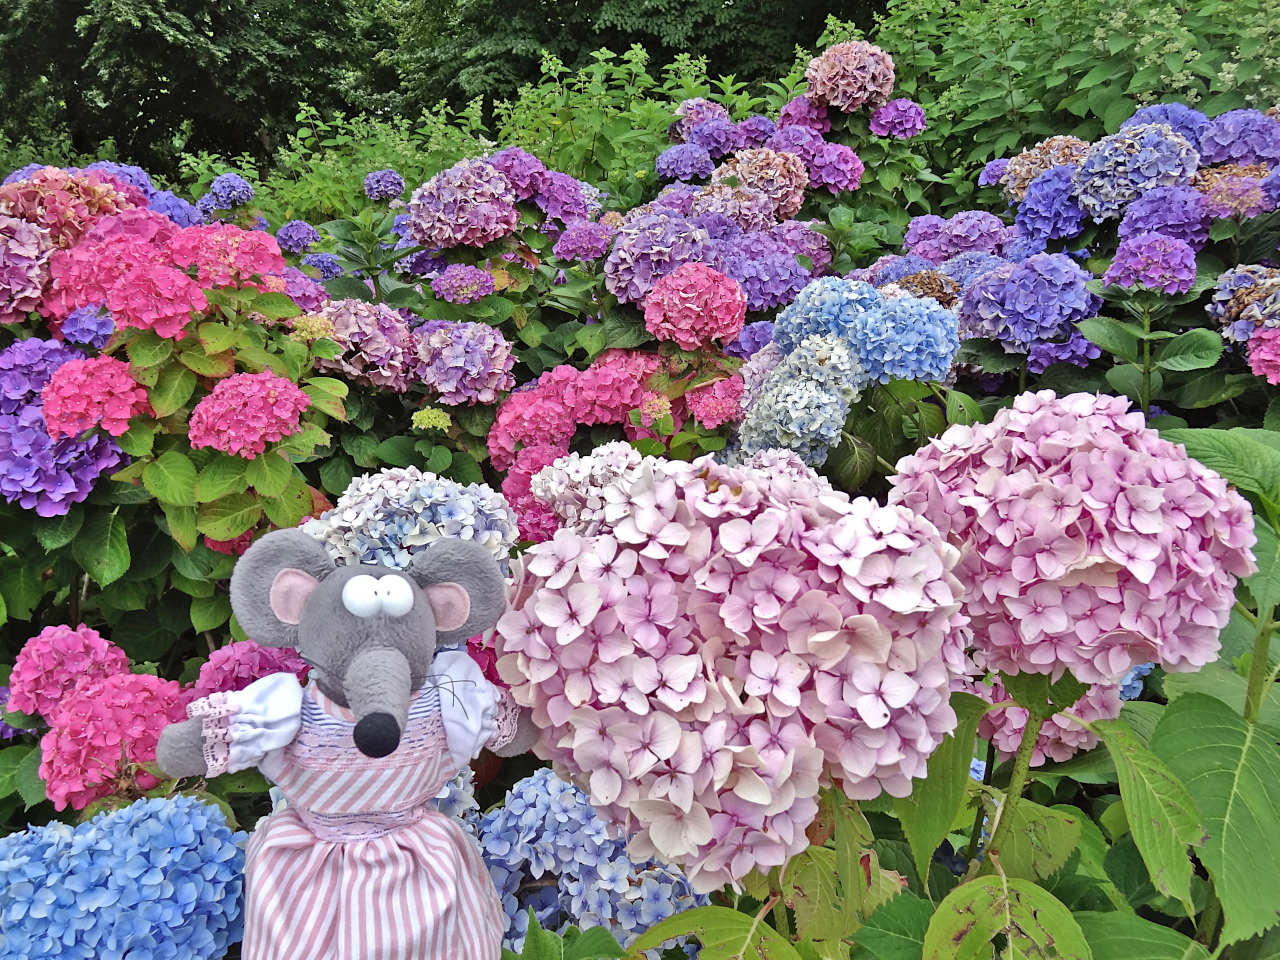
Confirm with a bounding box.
[156,528,536,960]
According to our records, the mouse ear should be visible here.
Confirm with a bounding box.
[231,530,335,647]
[408,540,507,646]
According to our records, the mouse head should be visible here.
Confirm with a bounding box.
[229,529,505,757]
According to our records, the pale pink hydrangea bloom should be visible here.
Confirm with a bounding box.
[493,449,968,891]
[711,149,809,219]
[889,391,1257,684]
[803,41,896,113]
[968,676,1122,766]
[41,355,150,438]
[8,623,130,719]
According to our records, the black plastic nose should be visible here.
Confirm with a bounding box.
[353,713,401,757]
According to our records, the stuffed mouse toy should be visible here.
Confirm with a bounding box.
[156,529,537,960]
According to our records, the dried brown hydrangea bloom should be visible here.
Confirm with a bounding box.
[1002,135,1091,202]
[897,269,961,308]
[1193,162,1272,190]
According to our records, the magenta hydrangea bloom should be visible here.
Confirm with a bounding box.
[1248,326,1280,384]
[889,391,1257,684]
[488,147,546,201]
[686,374,744,428]
[553,220,616,261]
[804,41,896,112]
[188,370,310,459]
[414,319,516,404]
[668,98,731,143]
[870,98,926,139]
[1103,231,1197,294]
[312,298,419,391]
[494,449,967,891]
[41,355,150,439]
[190,641,310,699]
[407,158,519,249]
[643,262,747,350]
[0,214,52,323]
[603,212,711,304]
[431,263,495,303]
[778,95,831,134]
[8,623,130,719]
[808,142,865,194]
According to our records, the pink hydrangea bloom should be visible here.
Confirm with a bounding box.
[8,623,130,719]
[165,224,286,287]
[889,391,1257,684]
[643,263,747,351]
[204,531,257,555]
[0,167,133,248]
[1248,327,1280,384]
[494,449,967,891]
[39,672,187,810]
[711,149,809,219]
[189,640,310,699]
[804,41,896,113]
[106,261,209,338]
[530,442,647,536]
[188,370,310,459]
[687,375,745,429]
[0,214,53,324]
[312,298,418,392]
[502,443,565,543]
[969,677,1122,766]
[41,355,150,439]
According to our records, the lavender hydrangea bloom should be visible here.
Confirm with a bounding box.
[61,305,114,348]
[959,253,1100,350]
[711,232,811,311]
[407,158,520,249]
[1201,175,1275,220]
[488,147,546,200]
[766,125,824,165]
[1104,231,1197,294]
[1027,329,1101,373]
[902,216,948,262]
[938,252,1009,291]
[1118,185,1212,249]
[0,404,126,516]
[603,212,710,303]
[364,168,406,201]
[656,143,714,182]
[0,338,79,412]
[809,142,865,194]
[689,212,742,241]
[689,118,743,159]
[532,170,599,224]
[689,184,776,232]
[148,190,203,226]
[1073,123,1200,221]
[979,158,1010,187]
[942,211,1009,258]
[736,115,778,147]
[279,266,329,312]
[84,161,155,199]
[1198,109,1280,165]
[553,220,615,261]
[869,98,927,139]
[669,98,732,142]
[778,95,831,134]
[302,252,344,280]
[1122,103,1210,146]
[275,219,321,254]
[431,263,495,304]
[770,219,832,276]
[0,214,52,324]
[414,319,516,404]
[206,172,254,208]
[874,254,937,285]
[1015,165,1086,242]
[3,163,45,185]
[724,320,775,359]
[1264,170,1280,208]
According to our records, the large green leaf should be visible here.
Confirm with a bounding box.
[922,876,1090,960]
[1161,429,1280,499]
[149,365,197,417]
[1150,694,1280,943]
[71,509,131,587]
[982,798,1081,881]
[853,892,933,960]
[245,452,292,497]
[0,745,35,798]
[1154,329,1224,372]
[195,456,250,502]
[1073,911,1208,960]
[1094,718,1204,917]
[1245,517,1280,615]
[1163,663,1280,733]
[33,506,84,551]
[895,692,990,879]
[627,905,804,959]
[142,450,198,505]
[1078,317,1140,363]
[197,494,262,540]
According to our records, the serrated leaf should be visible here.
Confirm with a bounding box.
[196,321,238,353]
[982,799,1081,881]
[162,503,198,551]
[250,291,302,319]
[1151,693,1280,943]
[852,892,933,960]
[562,925,624,959]
[34,506,84,550]
[1163,662,1280,733]
[373,435,418,467]
[1074,911,1208,960]
[245,452,292,497]
[194,456,249,502]
[1094,718,1204,916]
[784,847,852,943]
[1245,516,1280,615]
[895,692,989,880]
[319,454,355,495]
[626,905,804,959]
[0,745,36,798]
[324,276,375,301]
[1169,371,1254,409]
[261,476,313,528]
[922,875,1090,960]
[127,331,175,367]
[72,509,130,586]
[190,594,232,632]
[149,365,196,417]
[116,422,158,457]
[197,494,262,540]
[1079,317,1140,363]
[142,450,197,505]
[178,345,236,378]
[15,746,44,808]
[1154,329,1224,372]
[303,383,346,418]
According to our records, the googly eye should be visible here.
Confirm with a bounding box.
[378,575,415,618]
[342,574,381,618]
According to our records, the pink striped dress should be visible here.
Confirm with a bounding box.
[189,652,512,960]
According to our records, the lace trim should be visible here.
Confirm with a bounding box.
[490,688,520,751]
[187,692,238,778]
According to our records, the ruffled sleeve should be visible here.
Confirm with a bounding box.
[185,673,304,778]
[431,649,519,769]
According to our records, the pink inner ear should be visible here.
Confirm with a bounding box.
[270,569,320,624]
[425,582,471,632]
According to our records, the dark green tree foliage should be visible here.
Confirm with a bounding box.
[0,0,366,172]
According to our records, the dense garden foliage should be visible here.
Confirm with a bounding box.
[1,7,1280,960]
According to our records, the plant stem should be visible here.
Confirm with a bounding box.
[1141,305,1152,416]
[771,898,793,941]
[966,740,997,861]
[984,713,1045,864]
[1197,889,1222,947]
[1244,609,1275,724]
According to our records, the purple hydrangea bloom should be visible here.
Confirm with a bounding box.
[656,144,715,182]
[959,252,1100,351]
[736,115,777,147]
[766,125,824,165]
[938,252,1009,291]
[313,299,417,391]
[1198,109,1280,165]
[407,158,519,249]
[553,221,616,261]
[0,686,32,738]
[979,158,1009,187]
[364,168,406,201]
[1118,185,1212,249]
[1104,231,1198,294]
[1003,234,1047,262]
[710,232,810,311]
[874,254,937,285]
[1073,123,1200,220]
[413,319,516,404]
[903,216,948,262]
[669,98,732,143]
[808,143,865,194]
[1201,175,1275,220]
[431,263,495,304]
[724,320,775,359]
[689,119,743,159]
[603,212,711,303]
[1027,329,1102,373]
[531,170,598,225]
[689,212,742,241]
[148,190,203,227]
[206,173,254,209]
[302,252,344,280]
[0,404,126,516]
[61,305,114,348]
[770,220,832,276]
[389,214,446,277]
[1122,103,1210,146]
[1015,165,1086,242]
[942,211,1008,258]
[275,219,321,254]
[1264,169,1280,208]
[280,266,330,312]
[3,163,45,186]
[488,147,546,200]
[649,183,698,216]
[869,98,927,139]
[0,338,79,413]
[778,95,831,134]
[84,161,155,199]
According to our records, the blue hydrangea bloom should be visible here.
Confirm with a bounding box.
[1120,662,1155,700]
[874,254,937,285]
[1073,123,1199,221]
[1122,102,1210,146]
[723,320,775,359]
[938,252,1009,291]
[275,219,321,254]
[1015,164,1086,242]
[147,190,204,227]
[773,276,884,353]
[0,795,246,960]
[851,295,960,384]
[61,305,114,349]
[206,172,254,209]
[736,114,777,147]
[301,252,344,280]
[960,253,1100,352]
[1003,234,1047,262]
[84,161,155,199]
